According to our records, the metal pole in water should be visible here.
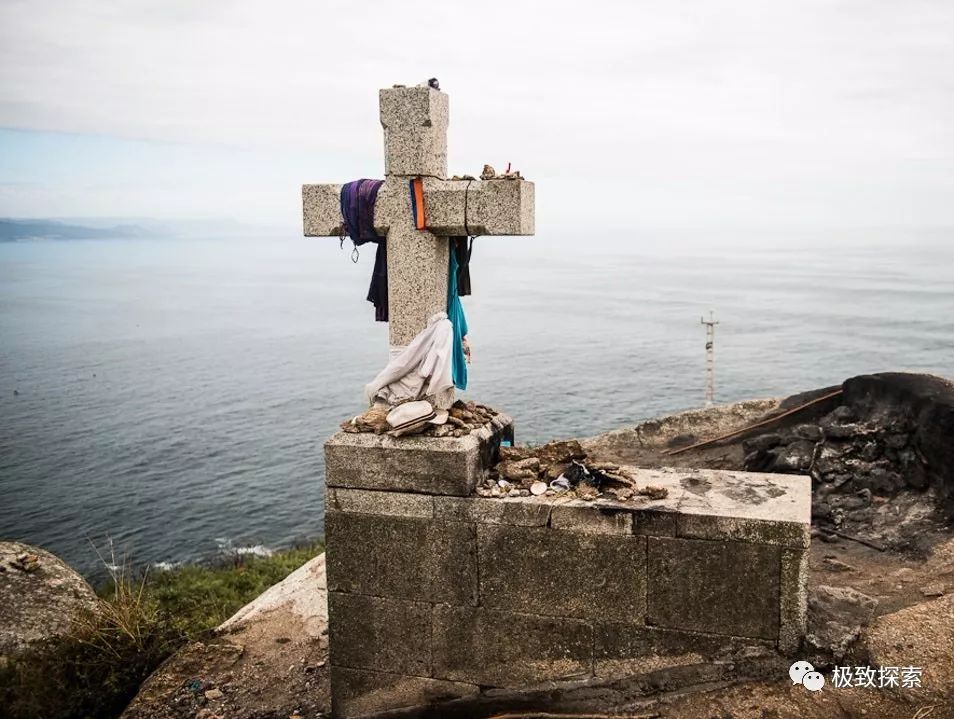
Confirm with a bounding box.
[701,310,719,407]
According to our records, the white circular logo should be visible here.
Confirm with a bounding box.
[802,671,826,692]
[789,660,815,685]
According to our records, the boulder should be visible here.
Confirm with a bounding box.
[805,585,877,663]
[0,541,97,658]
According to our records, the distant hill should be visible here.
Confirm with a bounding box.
[0,218,156,242]
[0,217,290,241]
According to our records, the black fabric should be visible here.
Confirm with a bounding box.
[451,237,473,297]
[367,241,389,322]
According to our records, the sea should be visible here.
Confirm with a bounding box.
[1,232,952,578]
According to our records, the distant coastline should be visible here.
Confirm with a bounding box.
[0,217,290,242]
[0,218,156,242]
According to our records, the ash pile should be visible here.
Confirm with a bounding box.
[480,439,667,501]
[740,373,954,550]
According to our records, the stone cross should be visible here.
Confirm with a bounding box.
[302,85,535,349]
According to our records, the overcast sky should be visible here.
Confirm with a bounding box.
[1,0,952,236]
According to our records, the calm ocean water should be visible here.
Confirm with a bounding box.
[1,234,952,577]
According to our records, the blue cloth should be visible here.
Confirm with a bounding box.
[448,248,469,390]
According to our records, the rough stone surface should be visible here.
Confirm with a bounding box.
[778,548,809,653]
[325,512,477,605]
[324,415,511,496]
[327,487,433,519]
[805,584,878,662]
[328,593,430,676]
[218,551,327,635]
[0,541,97,658]
[379,86,448,178]
[383,201,449,347]
[432,495,550,526]
[301,183,344,236]
[423,178,535,236]
[632,508,678,536]
[331,667,478,719]
[866,592,954,705]
[432,605,592,687]
[676,513,809,548]
[477,525,647,620]
[550,503,634,534]
[594,624,774,678]
[647,537,781,640]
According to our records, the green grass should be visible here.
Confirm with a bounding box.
[0,542,323,719]
[109,543,323,636]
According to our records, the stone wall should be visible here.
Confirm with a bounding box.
[324,417,810,718]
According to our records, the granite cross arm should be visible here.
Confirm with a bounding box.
[301,178,534,239]
[302,85,535,349]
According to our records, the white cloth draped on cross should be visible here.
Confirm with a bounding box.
[364,312,456,409]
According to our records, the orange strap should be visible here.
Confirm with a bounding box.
[411,177,426,230]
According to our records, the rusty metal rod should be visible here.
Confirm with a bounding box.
[664,389,844,457]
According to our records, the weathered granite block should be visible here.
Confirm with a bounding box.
[779,547,809,653]
[326,512,477,605]
[328,593,431,675]
[331,667,479,719]
[324,415,512,496]
[423,178,535,236]
[676,513,809,549]
[478,525,646,621]
[432,605,592,687]
[379,86,448,178]
[632,508,678,536]
[327,488,433,519]
[647,537,781,640]
[302,183,344,236]
[550,503,633,534]
[594,623,775,678]
[433,495,550,526]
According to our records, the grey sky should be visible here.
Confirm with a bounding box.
[1,0,952,234]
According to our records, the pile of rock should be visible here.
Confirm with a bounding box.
[480,439,667,502]
[341,400,500,439]
[742,404,927,529]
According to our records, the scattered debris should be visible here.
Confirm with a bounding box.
[11,553,40,573]
[920,582,946,598]
[341,400,500,438]
[479,163,525,181]
[484,441,668,503]
[639,485,669,501]
[822,557,855,573]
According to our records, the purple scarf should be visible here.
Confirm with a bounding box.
[340,179,389,322]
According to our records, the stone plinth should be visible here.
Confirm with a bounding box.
[325,435,810,717]
[325,414,513,496]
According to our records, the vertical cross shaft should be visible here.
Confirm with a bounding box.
[379,86,450,350]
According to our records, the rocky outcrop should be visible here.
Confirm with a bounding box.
[121,553,329,719]
[0,541,97,659]
[740,373,954,549]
